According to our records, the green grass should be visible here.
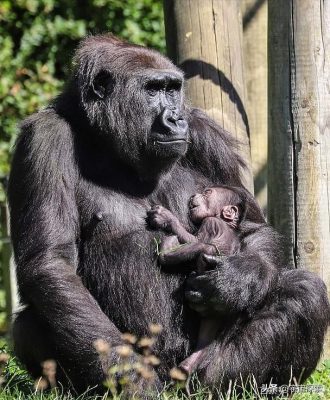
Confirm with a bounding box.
[0,342,328,400]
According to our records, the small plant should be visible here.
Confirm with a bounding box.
[94,323,164,398]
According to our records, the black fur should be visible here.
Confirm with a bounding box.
[8,34,330,396]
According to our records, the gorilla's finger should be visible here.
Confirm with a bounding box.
[202,254,219,267]
[186,274,200,290]
[187,273,213,290]
[185,290,204,304]
[188,271,197,279]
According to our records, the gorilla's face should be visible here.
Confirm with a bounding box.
[105,69,188,175]
[189,188,235,224]
[78,41,188,178]
[143,71,188,158]
[188,188,221,223]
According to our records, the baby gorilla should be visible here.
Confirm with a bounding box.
[147,185,266,375]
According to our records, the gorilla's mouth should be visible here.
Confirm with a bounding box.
[149,131,189,158]
[189,206,199,212]
[156,139,187,145]
[189,202,200,210]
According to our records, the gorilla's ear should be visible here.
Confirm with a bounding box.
[92,71,115,99]
[221,205,239,221]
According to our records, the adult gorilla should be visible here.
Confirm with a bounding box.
[8,34,330,395]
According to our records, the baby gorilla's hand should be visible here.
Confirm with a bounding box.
[147,205,177,232]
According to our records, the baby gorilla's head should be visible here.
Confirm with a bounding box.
[188,186,265,226]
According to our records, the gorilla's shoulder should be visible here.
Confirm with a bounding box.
[13,108,75,178]
[184,107,245,185]
[19,107,72,143]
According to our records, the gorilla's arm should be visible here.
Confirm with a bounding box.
[8,113,125,388]
[147,205,197,243]
[185,226,284,316]
[160,242,217,267]
[186,249,330,388]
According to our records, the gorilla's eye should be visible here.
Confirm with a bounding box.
[148,90,157,97]
[167,88,177,97]
[145,81,163,96]
[166,82,181,97]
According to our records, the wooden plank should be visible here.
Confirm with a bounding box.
[293,0,330,359]
[164,0,254,191]
[242,0,268,212]
[268,0,295,263]
[268,0,330,359]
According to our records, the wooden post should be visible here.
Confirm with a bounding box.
[268,0,330,358]
[164,0,253,191]
[242,0,268,212]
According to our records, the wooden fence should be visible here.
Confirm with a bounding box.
[164,0,330,358]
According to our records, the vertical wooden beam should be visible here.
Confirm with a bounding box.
[268,0,330,358]
[242,0,268,212]
[268,1,294,263]
[164,0,253,191]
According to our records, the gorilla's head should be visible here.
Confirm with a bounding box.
[73,34,188,178]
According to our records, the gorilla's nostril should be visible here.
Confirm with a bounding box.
[161,108,178,127]
[156,107,188,138]
[166,110,179,125]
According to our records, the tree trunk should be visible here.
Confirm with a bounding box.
[242,0,268,212]
[268,0,330,358]
[164,0,253,191]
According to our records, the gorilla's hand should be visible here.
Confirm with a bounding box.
[147,205,179,232]
[185,255,230,316]
[185,252,279,316]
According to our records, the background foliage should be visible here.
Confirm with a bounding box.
[0,0,165,202]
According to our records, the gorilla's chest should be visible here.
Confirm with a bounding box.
[77,172,199,244]
[79,187,148,242]
[75,171,209,337]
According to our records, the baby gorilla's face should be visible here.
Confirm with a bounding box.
[189,187,233,224]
